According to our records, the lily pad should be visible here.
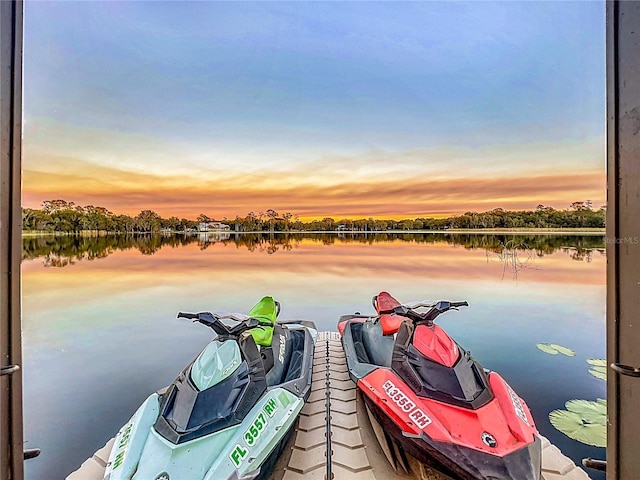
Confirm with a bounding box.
[587,359,607,381]
[587,358,607,367]
[565,399,607,424]
[549,398,607,447]
[589,366,607,381]
[536,343,576,356]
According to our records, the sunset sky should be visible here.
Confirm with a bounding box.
[23,1,606,220]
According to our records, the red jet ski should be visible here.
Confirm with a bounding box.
[338,292,541,480]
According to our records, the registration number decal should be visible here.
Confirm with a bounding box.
[243,412,268,447]
[382,380,432,429]
[507,385,530,426]
[230,398,279,468]
[112,423,133,470]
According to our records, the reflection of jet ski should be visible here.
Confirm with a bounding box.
[338,292,541,480]
[103,297,317,480]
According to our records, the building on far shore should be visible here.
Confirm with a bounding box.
[198,221,230,232]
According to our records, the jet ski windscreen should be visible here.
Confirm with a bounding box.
[162,363,247,431]
[408,347,493,409]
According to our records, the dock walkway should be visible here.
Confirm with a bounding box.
[68,332,591,480]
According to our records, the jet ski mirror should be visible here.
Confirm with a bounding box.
[434,301,451,311]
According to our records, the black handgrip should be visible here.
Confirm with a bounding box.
[177,312,198,320]
[451,301,469,308]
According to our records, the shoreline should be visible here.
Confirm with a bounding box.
[22,228,606,237]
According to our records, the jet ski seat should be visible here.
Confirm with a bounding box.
[379,313,404,335]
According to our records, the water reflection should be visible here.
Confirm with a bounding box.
[23,232,605,267]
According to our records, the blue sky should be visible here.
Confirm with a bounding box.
[23,1,606,219]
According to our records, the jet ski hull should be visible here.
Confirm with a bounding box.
[339,297,541,480]
[104,316,317,480]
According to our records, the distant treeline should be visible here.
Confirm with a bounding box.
[22,231,605,267]
[22,199,605,233]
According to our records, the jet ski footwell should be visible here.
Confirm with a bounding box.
[68,332,590,480]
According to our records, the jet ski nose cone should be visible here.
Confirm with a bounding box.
[464,436,542,480]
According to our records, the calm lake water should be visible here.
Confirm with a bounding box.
[21,232,606,480]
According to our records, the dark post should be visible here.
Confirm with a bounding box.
[0,1,24,479]
[607,2,640,479]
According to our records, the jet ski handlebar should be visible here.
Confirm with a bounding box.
[388,300,469,326]
[177,311,261,336]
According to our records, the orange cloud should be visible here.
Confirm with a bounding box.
[21,119,605,219]
[22,159,605,220]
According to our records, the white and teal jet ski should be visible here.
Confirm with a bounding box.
[103,297,317,480]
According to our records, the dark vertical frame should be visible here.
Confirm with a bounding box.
[605,3,618,475]
[0,1,24,479]
[607,2,640,479]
